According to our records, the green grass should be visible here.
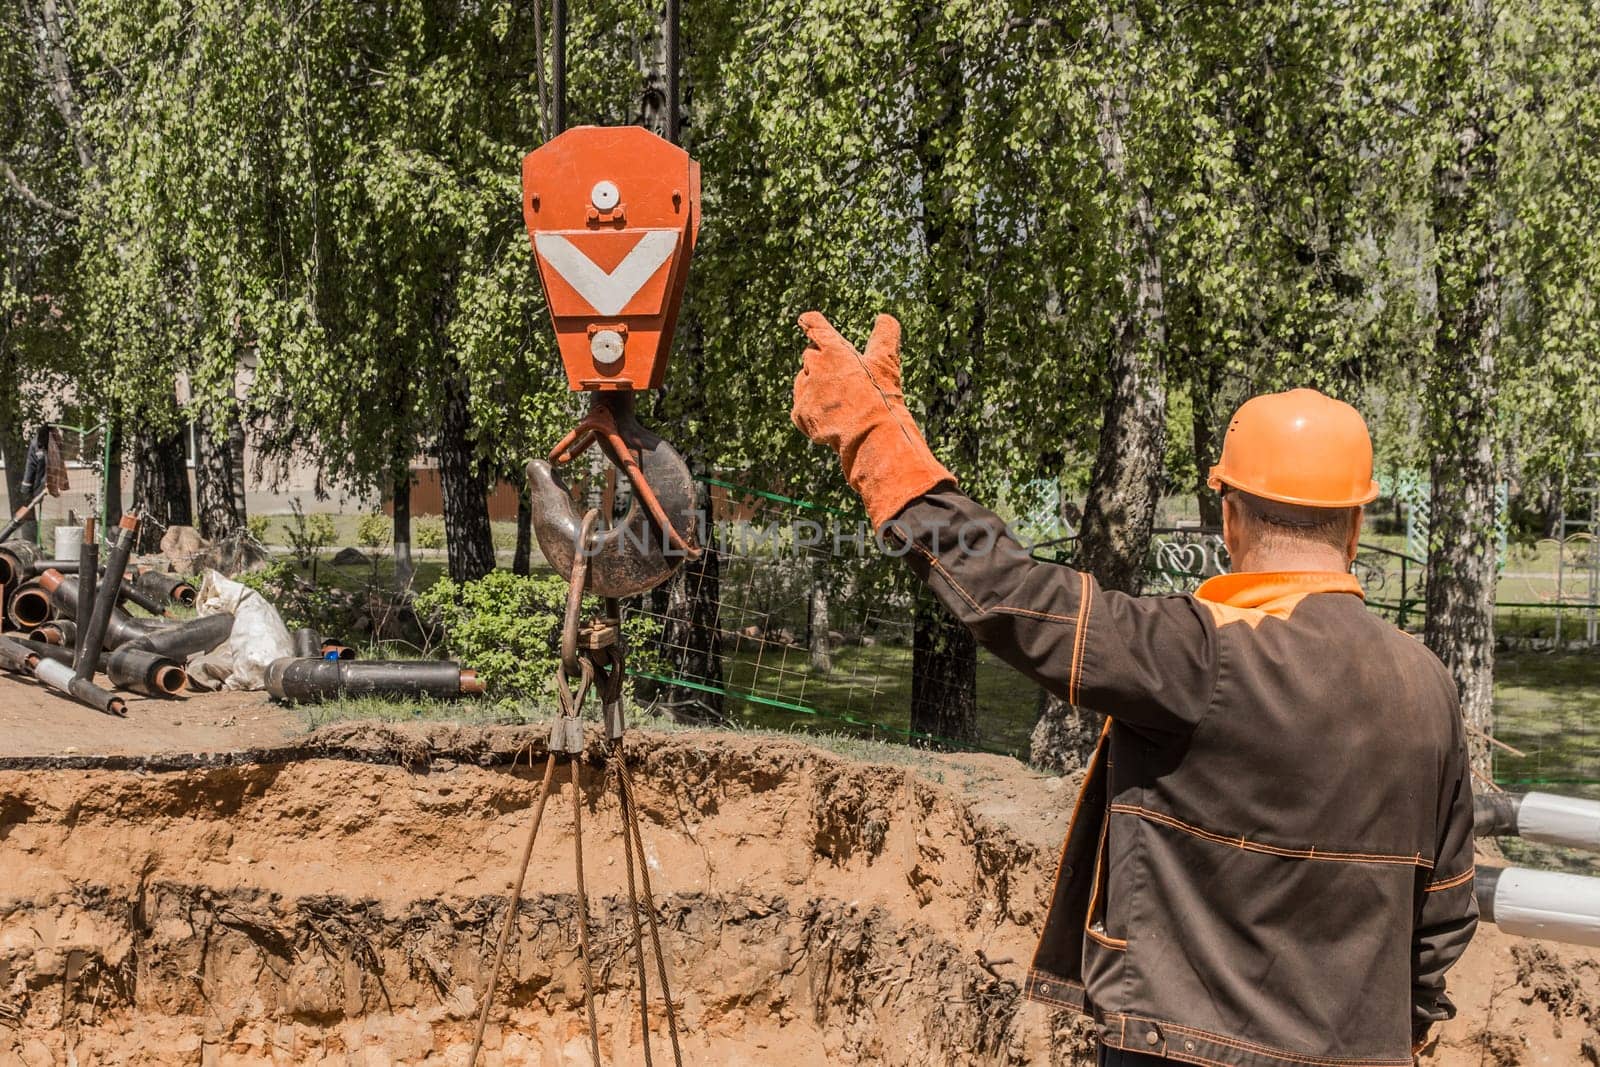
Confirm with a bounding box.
[1491,651,1600,794]
[1490,651,1600,875]
[707,642,1038,754]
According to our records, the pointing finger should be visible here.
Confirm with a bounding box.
[797,311,853,353]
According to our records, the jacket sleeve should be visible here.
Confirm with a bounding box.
[887,488,1218,737]
[1412,724,1479,1045]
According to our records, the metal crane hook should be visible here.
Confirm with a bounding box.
[528,393,700,598]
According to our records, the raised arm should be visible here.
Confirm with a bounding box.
[889,489,1215,735]
[790,311,1215,736]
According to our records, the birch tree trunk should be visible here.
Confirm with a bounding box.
[1425,0,1501,775]
[1033,11,1166,773]
[391,469,414,591]
[193,408,245,539]
[132,424,193,553]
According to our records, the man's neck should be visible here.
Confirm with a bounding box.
[1229,547,1351,574]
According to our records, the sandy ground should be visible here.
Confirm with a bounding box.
[0,675,300,758]
[0,683,1597,1065]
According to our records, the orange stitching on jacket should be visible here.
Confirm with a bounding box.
[1163,1023,1412,1066]
[1070,572,1092,705]
[1109,804,1433,869]
[1080,743,1130,949]
[1085,926,1128,950]
[1026,969,1084,991]
[1102,1013,1413,1067]
[993,604,1078,623]
[1426,865,1475,892]
[1031,722,1110,963]
[911,545,983,614]
[910,543,1083,625]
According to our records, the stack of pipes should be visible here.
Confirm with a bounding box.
[0,514,483,713]
[0,515,212,715]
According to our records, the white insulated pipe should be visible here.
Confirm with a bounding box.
[1475,791,1600,853]
[1476,867,1600,948]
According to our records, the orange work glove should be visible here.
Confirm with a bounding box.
[791,311,956,529]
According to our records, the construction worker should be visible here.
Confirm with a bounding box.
[790,312,1477,1067]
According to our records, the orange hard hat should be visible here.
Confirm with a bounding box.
[1206,388,1380,508]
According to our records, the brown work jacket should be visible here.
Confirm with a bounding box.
[892,489,1477,1067]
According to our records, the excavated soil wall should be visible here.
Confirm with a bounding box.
[0,726,1087,1066]
[2,723,1599,1066]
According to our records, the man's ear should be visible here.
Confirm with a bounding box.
[1346,506,1364,565]
[1221,493,1240,560]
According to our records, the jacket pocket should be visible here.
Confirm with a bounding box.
[1084,803,1127,951]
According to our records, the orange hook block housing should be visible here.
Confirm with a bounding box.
[522,126,702,392]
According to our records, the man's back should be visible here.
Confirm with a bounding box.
[890,491,1477,1066]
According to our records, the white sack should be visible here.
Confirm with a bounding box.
[196,570,294,690]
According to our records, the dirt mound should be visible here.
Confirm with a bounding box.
[0,726,1597,1064]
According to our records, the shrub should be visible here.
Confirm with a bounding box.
[356,511,390,550]
[414,570,662,702]
[415,521,445,550]
[246,515,271,541]
[283,498,337,569]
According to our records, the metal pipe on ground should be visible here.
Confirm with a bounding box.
[30,620,75,646]
[106,646,186,696]
[77,522,98,673]
[0,635,37,673]
[117,579,169,617]
[38,571,165,648]
[23,559,82,575]
[0,536,43,585]
[265,658,483,703]
[1477,866,1600,948]
[8,579,52,629]
[23,559,174,617]
[74,514,139,683]
[120,613,234,660]
[320,643,355,660]
[12,638,186,696]
[1474,792,1600,854]
[135,569,197,608]
[0,635,125,716]
[11,638,72,666]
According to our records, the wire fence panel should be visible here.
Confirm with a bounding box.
[623,480,1038,754]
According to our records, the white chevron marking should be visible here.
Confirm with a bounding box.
[534,230,679,316]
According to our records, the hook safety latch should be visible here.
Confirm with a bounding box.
[529,392,701,598]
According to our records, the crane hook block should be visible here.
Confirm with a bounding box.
[522,126,702,392]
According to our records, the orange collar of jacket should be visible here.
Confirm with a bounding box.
[1194,571,1365,610]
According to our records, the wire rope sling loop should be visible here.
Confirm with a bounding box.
[469,127,703,1067]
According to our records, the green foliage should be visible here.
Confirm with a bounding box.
[281,500,336,568]
[246,515,270,541]
[7,0,1600,596]
[415,521,445,551]
[234,560,345,635]
[414,570,662,700]
[356,512,390,551]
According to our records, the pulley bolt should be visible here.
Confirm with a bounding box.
[591,180,620,211]
[590,329,624,366]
